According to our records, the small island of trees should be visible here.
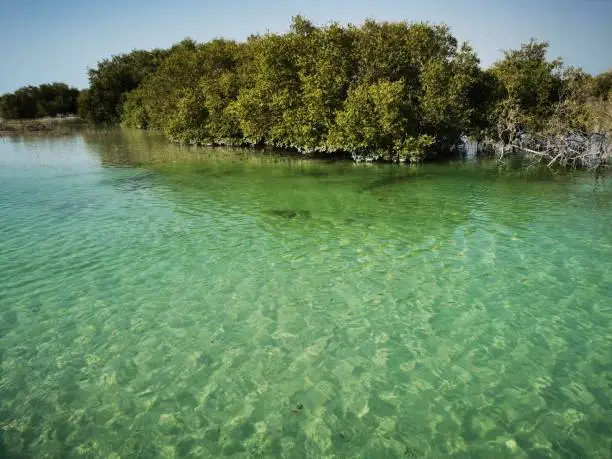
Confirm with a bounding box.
[2,17,611,166]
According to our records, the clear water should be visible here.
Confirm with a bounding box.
[0,129,610,458]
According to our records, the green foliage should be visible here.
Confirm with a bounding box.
[86,18,607,163]
[281,19,357,151]
[562,69,612,135]
[119,89,149,129]
[467,70,501,140]
[556,67,593,131]
[164,88,209,144]
[0,83,79,119]
[420,43,483,147]
[486,43,611,158]
[489,40,563,132]
[327,80,411,158]
[394,135,436,162]
[123,39,244,144]
[353,20,457,85]
[122,40,206,132]
[79,48,168,124]
[229,32,300,145]
[118,18,490,158]
[590,70,612,100]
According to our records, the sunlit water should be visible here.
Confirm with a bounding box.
[0,130,610,458]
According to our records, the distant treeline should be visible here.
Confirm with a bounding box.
[0,83,80,119]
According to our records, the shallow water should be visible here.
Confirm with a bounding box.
[0,129,610,458]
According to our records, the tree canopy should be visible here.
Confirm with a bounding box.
[75,17,611,163]
[0,83,80,119]
[114,17,491,161]
[78,48,169,125]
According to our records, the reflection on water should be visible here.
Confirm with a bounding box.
[0,128,610,458]
[83,129,310,166]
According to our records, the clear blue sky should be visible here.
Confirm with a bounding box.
[1,0,611,93]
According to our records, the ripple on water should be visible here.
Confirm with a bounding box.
[0,132,611,457]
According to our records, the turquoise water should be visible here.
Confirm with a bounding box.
[0,130,611,458]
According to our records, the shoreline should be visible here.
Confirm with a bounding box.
[0,116,86,136]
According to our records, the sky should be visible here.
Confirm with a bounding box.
[0,0,611,93]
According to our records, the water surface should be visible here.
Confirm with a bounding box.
[1,130,611,458]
